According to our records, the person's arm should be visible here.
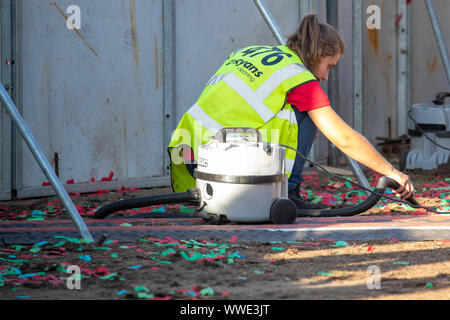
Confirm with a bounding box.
[307,106,414,199]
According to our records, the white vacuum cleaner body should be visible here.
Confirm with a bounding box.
[194,128,297,224]
[402,94,450,170]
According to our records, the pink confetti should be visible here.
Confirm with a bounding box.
[230,235,238,242]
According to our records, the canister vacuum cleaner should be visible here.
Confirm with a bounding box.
[94,127,421,224]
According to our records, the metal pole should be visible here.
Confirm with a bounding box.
[253,0,371,193]
[397,0,409,136]
[163,0,175,177]
[1,0,13,200]
[425,0,450,87]
[351,0,371,195]
[0,83,94,242]
[353,0,363,134]
[326,0,340,167]
[253,0,287,44]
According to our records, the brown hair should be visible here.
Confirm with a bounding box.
[287,14,345,72]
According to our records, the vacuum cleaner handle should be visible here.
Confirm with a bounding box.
[384,177,420,207]
[215,127,262,143]
[433,92,450,105]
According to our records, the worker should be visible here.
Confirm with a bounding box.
[168,14,414,210]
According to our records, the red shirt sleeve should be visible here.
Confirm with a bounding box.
[287,81,330,112]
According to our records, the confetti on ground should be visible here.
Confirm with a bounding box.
[393,261,410,265]
[317,272,333,276]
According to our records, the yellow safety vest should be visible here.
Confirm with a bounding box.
[168,45,317,193]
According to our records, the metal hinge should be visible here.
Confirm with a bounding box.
[3,83,14,91]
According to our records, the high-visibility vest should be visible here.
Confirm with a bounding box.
[168,45,317,193]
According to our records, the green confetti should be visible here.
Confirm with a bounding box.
[137,292,155,299]
[180,251,204,261]
[344,181,353,188]
[200,287,214,296]
[271,247,285,251]
[99,273,117,280]
[134,285,150,292]
[393,261,410,265]
[317,272,333,276]
[149,257,173,264]
[0,257,28,264]
[54,235,91,244]
[119,223,132,227]
[310,196,323,204]
[425,283,433,288]
[332,241,349,247]
[179,208,195,213]
[111,253,118,258]
[27,216,44,221]
[53,241,66,247]
[159,248,176,256]
[56,264,68,272]
[10,245,26,252]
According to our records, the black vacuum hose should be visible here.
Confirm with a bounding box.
[93,177,419,220]
[93,189,200,219]
[297,176,419,217]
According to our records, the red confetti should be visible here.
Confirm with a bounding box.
[95,267,107,275]
[395,13,403,26]
[66,179,75,184]
[101,171,114,182]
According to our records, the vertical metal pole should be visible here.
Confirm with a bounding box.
[163,0,174,177]
[0,84,94,242]
[424,0,450,87]
[1,0,12,200]
[254,0,286,45]
[299,0,316,163]
[353,0,363,134]
[397,0,409,136]
[326,0,340,167]
[349,0,371,195]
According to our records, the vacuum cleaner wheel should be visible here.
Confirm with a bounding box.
[270,198,298,224]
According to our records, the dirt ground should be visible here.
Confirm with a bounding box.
[0,158,449,301]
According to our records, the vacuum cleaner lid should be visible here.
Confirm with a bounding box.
[197,128,285,177]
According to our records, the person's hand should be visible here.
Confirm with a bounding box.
[387,170,414,200]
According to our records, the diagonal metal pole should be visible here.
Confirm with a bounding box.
[253,0,371,193]
[0,83,94,242]
[425,0,450,87]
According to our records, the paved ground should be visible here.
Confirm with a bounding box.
[2,215,450,245]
